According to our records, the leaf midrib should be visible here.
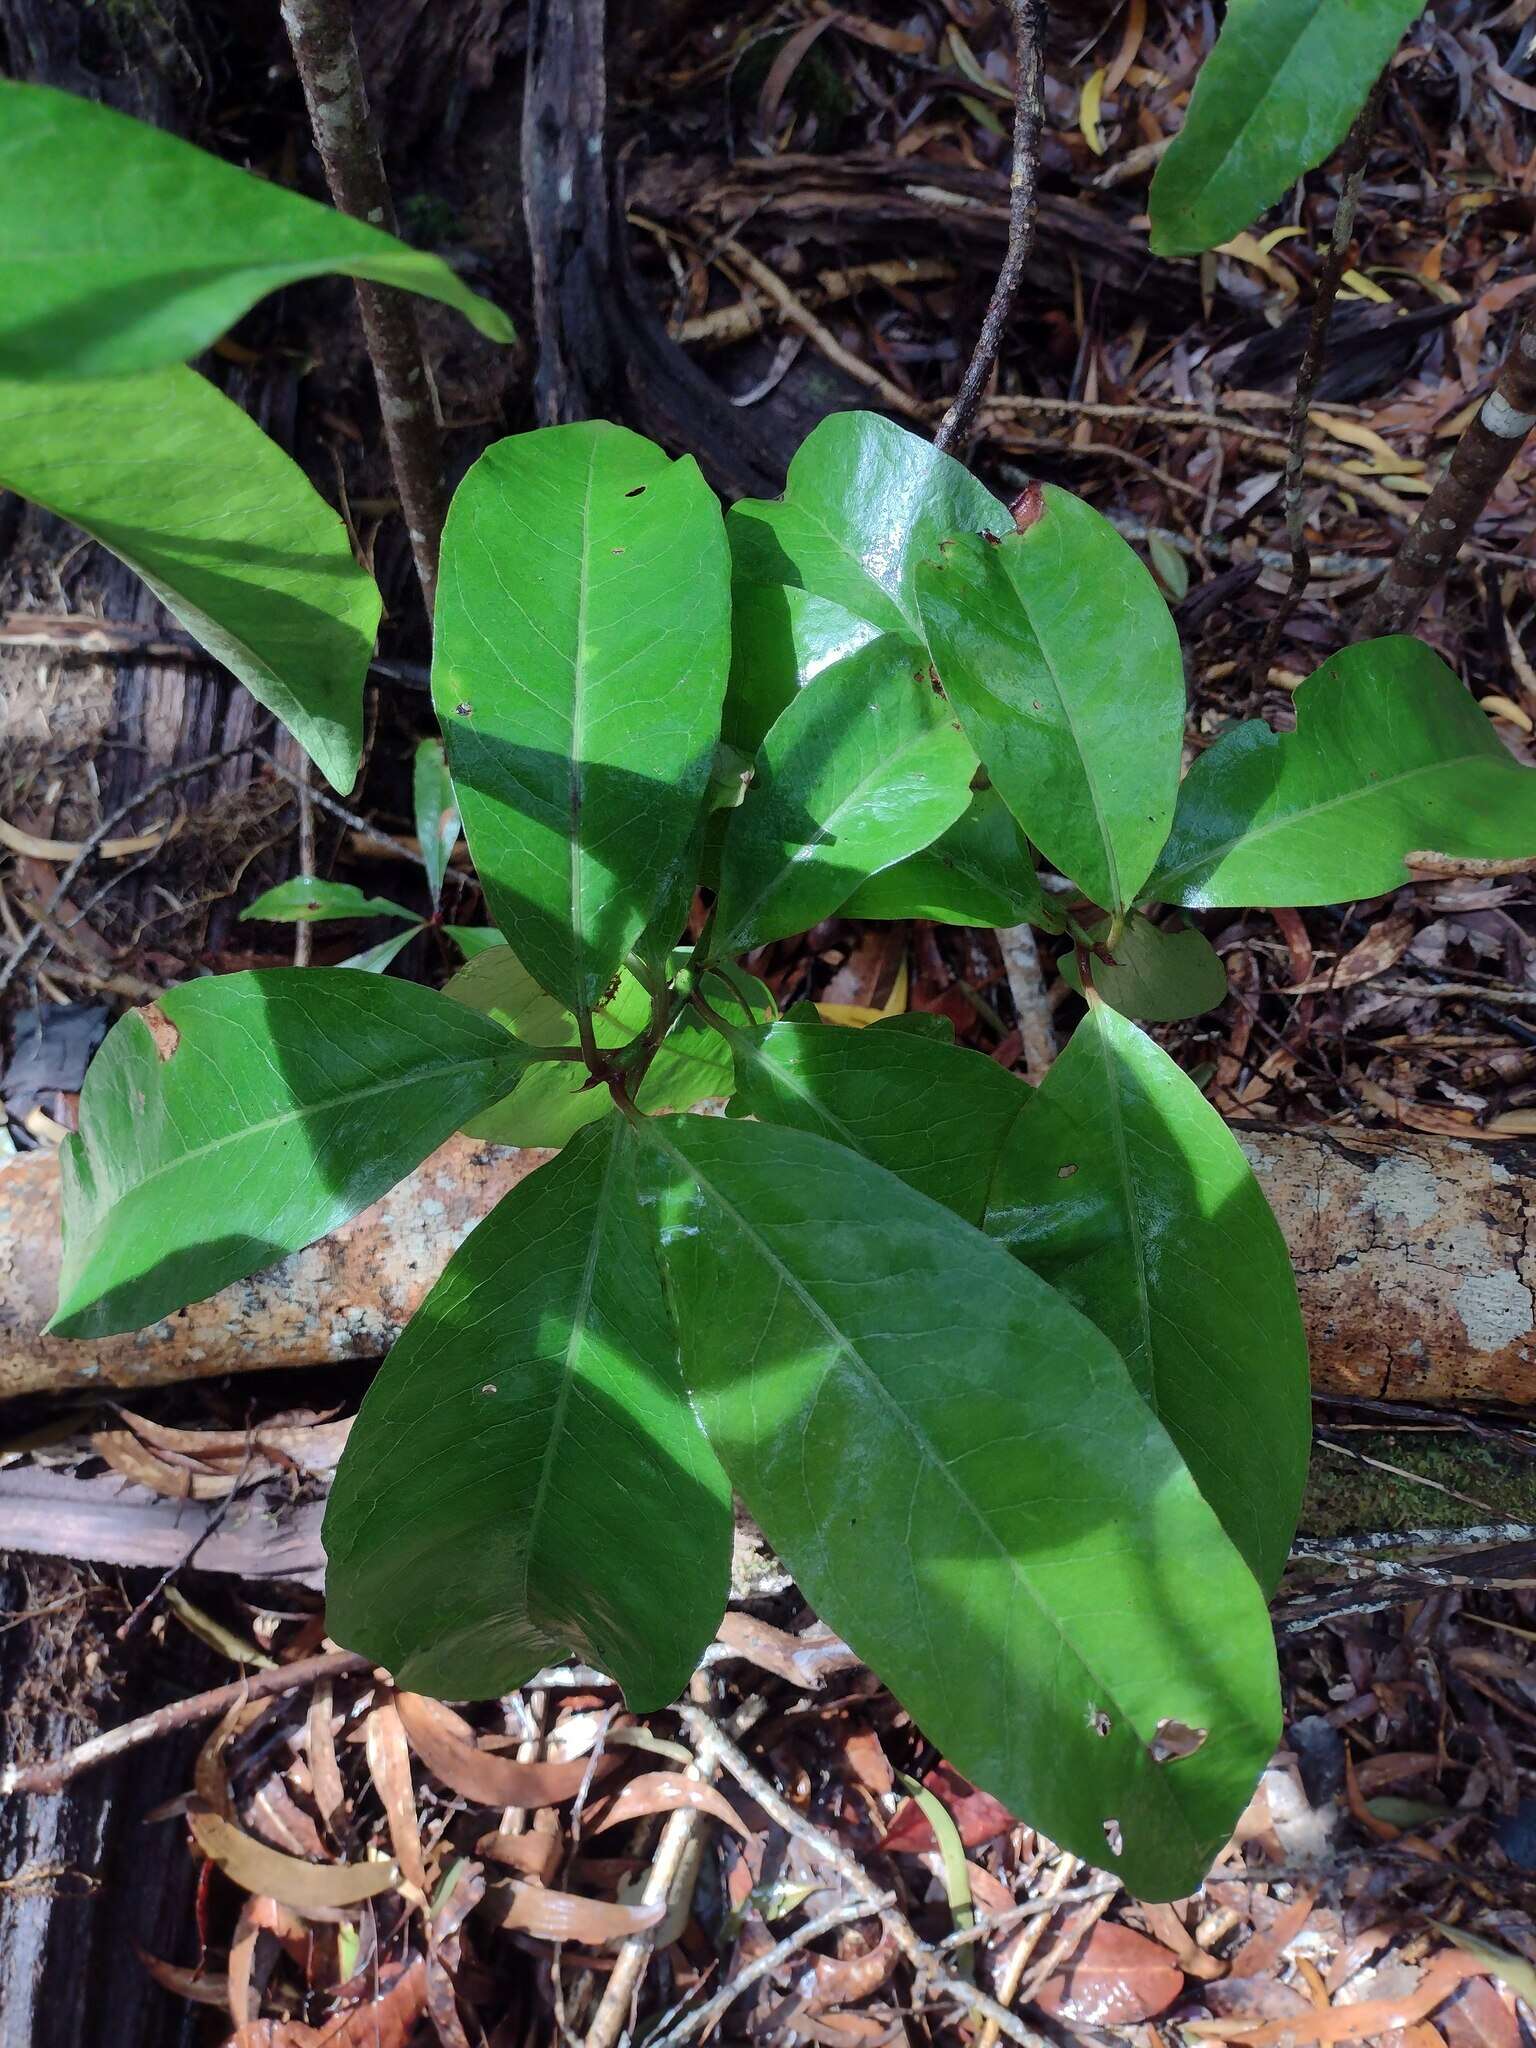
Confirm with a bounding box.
[1165,3,1327,228]
[646,1118,1202,1851]
[1151,744,1512,897]
[568,438,600,1016]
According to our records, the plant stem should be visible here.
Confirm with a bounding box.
[933,0,1046,454]
[1360,306,1536,638]
[1253,80,1383,682]
[280,0,447,613]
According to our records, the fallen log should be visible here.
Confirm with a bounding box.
[1,1123,1532,1404]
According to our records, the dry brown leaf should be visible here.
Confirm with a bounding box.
[491,1880,665,1944]
[1185,1952,1487,2044]
[116,1406,351,1474]
[588,1770,751,1841]
[803,1927,900,2008]
[364,1698,427,1896]
[396,1691,621,1808]
[1032,1921,1185,2025]
[307,1681,347,1841]
[1139,1901,1226,1981]
[226,1957,427,2047]
[137,1950,230,2007]
[475,1829,563,1881]
[93,1428,235,1500]
[882,1763,1017,1852]
[1289,914,1416,993]
[1439,1975,1523,2048]
[190,1810,397,1909]
[715,1611,861,1690]
[1225,1890,1317,1981]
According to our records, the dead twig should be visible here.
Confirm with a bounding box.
[1254,82,1384,680]
[1361,307,1536,635]
[935,0,1046,452]
[675,1702,1050,2048]
[280,0,446,612]
[997,923,1057,1078]
[0,1649,371,1798]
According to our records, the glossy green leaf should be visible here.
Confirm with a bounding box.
[837,788,1055,929]
[433,423,731,1015]
[915,491,1185,914]
[241,879,418,925]
[985,1004,1309,1589]
[447,946,762,1147]
[1148,0,1425,257]
[0,79,511,378]
[413,739,461,911]
[724,579,883,754]
[640,1113,1281,1902]
[1058,913,1229,1022]
[729,1016,1029,1225]
[1147,637,1536,908]
[727,410,1003,642]
[0,367,375,791]
[324,1117,731,1707]
[713,637,976,952]
[50,971,534,1339]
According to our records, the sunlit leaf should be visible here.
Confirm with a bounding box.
[641,1112,1281,1901]
[915,490,1185,913]
[50,971,533,1338]
[433,423,731,1015]
[325,1118,732,1707]
[837,788,1056,929]
[0,78,511,377]
[986,1004,1310,1588]
[1146,638,1536,908]
[0,367,377,792]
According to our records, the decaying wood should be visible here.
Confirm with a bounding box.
[1,1125,1533,1404]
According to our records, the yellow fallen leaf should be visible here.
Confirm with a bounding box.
[1480,694,1534,732]
[1311,411,1425,470]
[1339,268,1394,303]
[1080,67,1107,155]
[1214,232,1298,296]
[1258,225,1308,255]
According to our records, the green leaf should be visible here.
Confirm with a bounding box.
[1147,0,1425,257]
[0,366,375,792]
[1146,637,1536,908]
[837,788,1056,929]
[0,79,512,378]
[241,879,418,925]
[324,1117,731,1707]
[1147,532,1190,603]
[433,423,731,1015]
[985,1004,1310,1589]
[727,410,1004,642]
[338,927,423,974]
[446,946,762,1147]
[640,1113,1281,1903]
[729,1016,1029,1226]
[915,494,1186,915]
[413,739,461,911]
[724,578,883,754]
[445,925,506,958]
[50,970,534,1339]
[1058,913,1229,1022]
[713,636,976,952]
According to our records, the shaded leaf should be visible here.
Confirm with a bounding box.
[241,880,418,926]
[325,1119,732,1708]
[50,971,532,1338]
[915,492,1185,913]
[0,367,376,791]
[1148,1,1426,257]
[1058,913,1229,1022]
[881,1763,1018,1854]
[724,576,883,753]
[986,1004,1309,1589]
[189,1811,397,1908]
[0,79,510,377]
[432,422,730,1015]
[837,788,1055,929]
[640,1112,1282,1902]
[713,636,975,952]
[1147,639,1536,909]
[728,1015,1030,1226]
[413,739,461,911]
[727,409,1003,643]
[1032,1922,1185,2025]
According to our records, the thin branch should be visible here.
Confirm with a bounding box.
[1253,79,1384,681]
[1360,306,1536,637]
[280,0,447,613]
[934,0,1046,453]
[0,1650,371,1797]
